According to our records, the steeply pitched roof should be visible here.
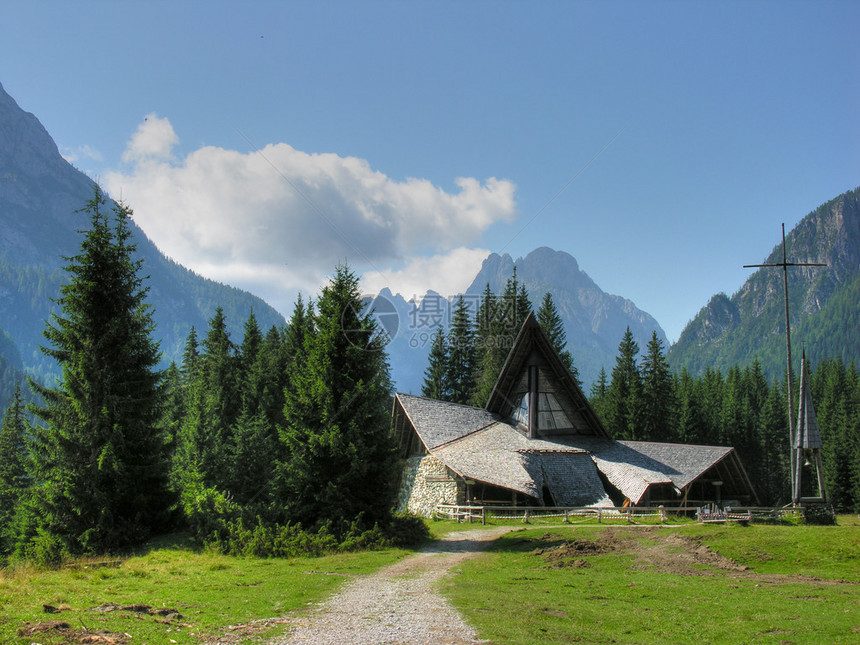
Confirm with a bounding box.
[484,312,610,438]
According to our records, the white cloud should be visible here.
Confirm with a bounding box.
[121,113,178,163]
[105,115,517,314]
[361,247,491,300]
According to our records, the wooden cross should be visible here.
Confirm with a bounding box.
[744,223,826,505]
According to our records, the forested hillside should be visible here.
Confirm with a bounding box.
[0,191,410,562]
[668,187,860,378]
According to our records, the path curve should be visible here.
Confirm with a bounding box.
[274,526,512,645]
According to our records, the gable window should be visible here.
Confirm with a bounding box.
[511,385,573,434]
[538,392,573,431]
[513,393,529,427]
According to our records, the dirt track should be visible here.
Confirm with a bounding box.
[269,526,510,645]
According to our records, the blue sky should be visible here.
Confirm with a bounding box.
[2,1,858,342]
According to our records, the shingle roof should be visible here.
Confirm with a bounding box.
[537,451,615,507]
[592,440,734,503]
[797,355,823,449]
[432,421,613,506]
[395,392,743,506]
[395,393,501,450]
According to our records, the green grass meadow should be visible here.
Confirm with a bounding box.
[442,517,860,645]
[0,533,408,644]
[1,518,858,644]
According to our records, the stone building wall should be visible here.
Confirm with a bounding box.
[397,454,463,517]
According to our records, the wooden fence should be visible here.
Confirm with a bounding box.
[434,504,797,525]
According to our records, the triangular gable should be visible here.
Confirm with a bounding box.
[485,312,610,439]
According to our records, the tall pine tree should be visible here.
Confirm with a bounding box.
[639,331,675,441]
[447,296,478,405]
[0,384,28,552]
[606,327,642,440]
[421,327,449,400]
[279,265,396,531]
[21,187,171,555]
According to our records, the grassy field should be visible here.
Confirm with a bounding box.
[0,533,409,645]
[2,517,858,644]
[442,516,860,645]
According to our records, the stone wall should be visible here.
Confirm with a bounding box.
[397,454,463,517]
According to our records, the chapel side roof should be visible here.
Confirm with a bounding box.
[546,437,735,504]
[394,392,502,450]
[616,441,735,491]
[432,421,611,505]
[484,312,610,438]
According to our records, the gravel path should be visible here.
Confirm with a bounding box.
[273,526,512,645]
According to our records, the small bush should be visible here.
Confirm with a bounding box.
[200,512,429,558]
[17,528,70,567]
[181,483,241,544]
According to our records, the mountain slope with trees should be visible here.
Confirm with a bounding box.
[668,187,860,379]
[0,81,284,386]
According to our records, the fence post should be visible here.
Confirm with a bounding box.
[482,507,486,525]
[598,508,602,523]
[564,510,569,524]
[524,509,530,524]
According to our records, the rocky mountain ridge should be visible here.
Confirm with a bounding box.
[379,247,667,393]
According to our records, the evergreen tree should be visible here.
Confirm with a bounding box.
[537,292,580,385]
[589,367,609,422]
[180,326,200,385]
[196,307,239,488]
[699,367,725,445]
[447,296,478,405]
[639,331,676,441]
[472,285,500,407]
[258,324,289,428]
[229,409,277,507]
[758,378,790,505]
[279,265,396,531]
[676,368,706,444]
[159,362,185,457]
[421,327,449,400]
[284,294,313,381]
[0,384,28,550]
[605,327,642,440]
[21,187,171,555]
[237,310,265,416]
[813,359,860,511]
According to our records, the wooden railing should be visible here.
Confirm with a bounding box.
[434,504,797,525]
